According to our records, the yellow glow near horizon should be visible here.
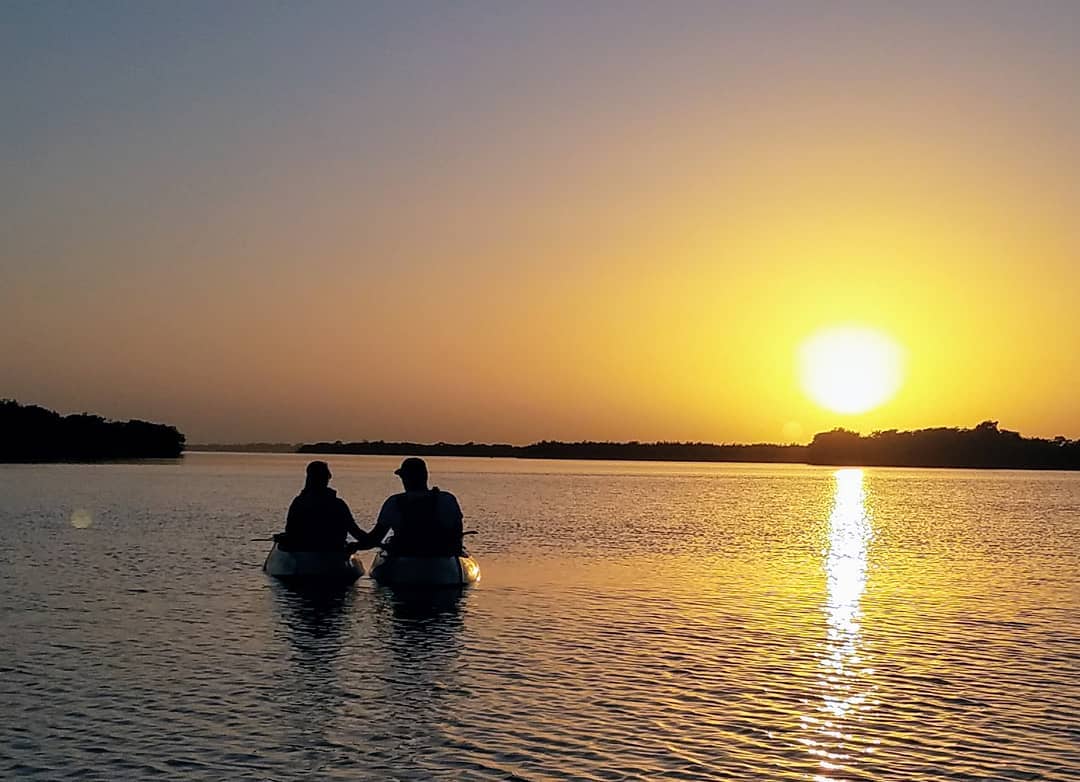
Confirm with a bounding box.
[799,327,904,415]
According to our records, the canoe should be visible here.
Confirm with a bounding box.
[263,542,365,582]
[369,550,480,586]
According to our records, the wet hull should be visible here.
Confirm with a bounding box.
[370,551,481,586]
[263,542,365,582]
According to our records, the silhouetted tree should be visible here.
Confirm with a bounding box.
[807,422,1080,470]
[0,400,185,461]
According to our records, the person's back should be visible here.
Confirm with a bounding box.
[282,461,366,552]
[383,487,463,556]
[363,458,465,557]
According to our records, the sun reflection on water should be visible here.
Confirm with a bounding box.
[802,468,876,777]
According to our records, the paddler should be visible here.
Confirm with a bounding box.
[278,460,367,552]
[358,457,465,556]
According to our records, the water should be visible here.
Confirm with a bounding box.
[1,454,1077,780]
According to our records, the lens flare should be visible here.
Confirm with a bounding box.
[70,509,93,529]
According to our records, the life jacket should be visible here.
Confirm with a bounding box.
[388,488,461,557]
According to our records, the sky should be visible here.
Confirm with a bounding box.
[2,1,1078,444]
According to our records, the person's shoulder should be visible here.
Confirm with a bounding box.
[379,492,406,510]
[434,488,461,511]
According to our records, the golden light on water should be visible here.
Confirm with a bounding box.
[822,468,872,718]
[802,468,876,778]
[799,327,904,415]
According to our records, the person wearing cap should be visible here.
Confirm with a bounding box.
[280,461,367,552]
[359,457,465,557]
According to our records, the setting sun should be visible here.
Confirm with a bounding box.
[799,327,904,415]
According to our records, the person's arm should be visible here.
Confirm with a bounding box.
[355,497,396,550]
[338,499,367,543]
[284,497,300,534]
[438,492,464,553]
[447,493,464,536]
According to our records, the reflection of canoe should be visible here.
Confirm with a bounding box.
[370,550,480,586]
[263,542,365,582]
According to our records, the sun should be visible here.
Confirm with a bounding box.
[798,326,904,414]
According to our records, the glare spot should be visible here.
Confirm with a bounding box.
[71,509,93,529]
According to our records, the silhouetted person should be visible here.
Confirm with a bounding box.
[361,458,464,556]
[280,461,367,552]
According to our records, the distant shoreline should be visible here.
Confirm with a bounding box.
[294,440,809,464]
[243,422,1080,471]
[186,443,299,453]
[185,442,1080,471]
[9,402,1076,470]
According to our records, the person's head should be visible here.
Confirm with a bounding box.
[305,460,332,489]
[394,457,428,491]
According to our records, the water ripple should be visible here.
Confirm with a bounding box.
[0,456,1077,780]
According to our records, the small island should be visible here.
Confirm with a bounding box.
[1,400,185,462]
[299,421,1080,471]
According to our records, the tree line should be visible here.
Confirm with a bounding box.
[299,439,808,463]
[301,422,1080,470]
[807,421,1080,469]
[8,400,1075,469]
[1,400,185,461]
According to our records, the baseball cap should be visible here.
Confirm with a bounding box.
[394,457,427,479]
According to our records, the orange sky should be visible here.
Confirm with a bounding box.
[3,4,1078,443]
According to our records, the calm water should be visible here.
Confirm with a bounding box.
[1,454,1077,781]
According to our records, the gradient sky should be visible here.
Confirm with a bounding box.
[3,1,1078,444]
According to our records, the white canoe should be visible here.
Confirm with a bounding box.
[369,550,480,586]
[263,542,365,582]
